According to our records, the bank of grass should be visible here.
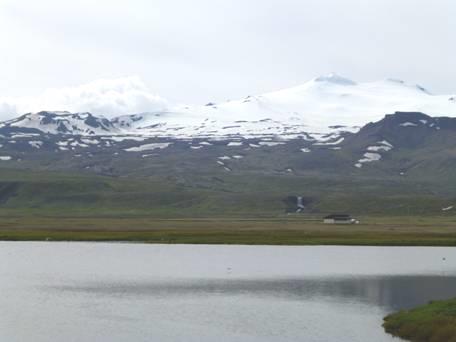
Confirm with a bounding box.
[383,298,456,342]
[0,216,456,245]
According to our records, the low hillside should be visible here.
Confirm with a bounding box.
[0,168,455,218]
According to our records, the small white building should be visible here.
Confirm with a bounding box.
[323,214,359,224]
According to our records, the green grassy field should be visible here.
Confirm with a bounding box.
[0,168,455,245]
[1,216,456,245]
[383,298,456,342]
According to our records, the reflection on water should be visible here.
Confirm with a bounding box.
[50,275,456,311]
[1,242,456,342]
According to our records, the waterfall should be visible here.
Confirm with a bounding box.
[296,196,305,212]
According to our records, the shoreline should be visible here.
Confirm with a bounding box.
[383,298,456,341]
[0,216,455,246]
[1,229,456,246]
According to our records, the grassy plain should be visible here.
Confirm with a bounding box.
[1,216,456,245]
[0,168,455,245]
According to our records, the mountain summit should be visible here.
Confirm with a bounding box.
[312,72,357,85]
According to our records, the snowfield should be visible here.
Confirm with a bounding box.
[1,74,455,145]
[111,73,456,142]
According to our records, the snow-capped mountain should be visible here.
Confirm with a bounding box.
[109,73,456,140]
[0,111,118,135]
[0,74,455,141]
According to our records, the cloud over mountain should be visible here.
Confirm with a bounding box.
[0,76,169,120]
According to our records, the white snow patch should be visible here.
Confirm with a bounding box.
[313,137,344,146]
[218,156,231,160]
[359,152,381,163]
[232,155,244,159]
[355,152,382,167]
[80,138,100,145]
[190,146,203,150]
[400,122,418,127]
[367,145,392,152]
[124,142,172,152]
[28,141,43,148]
[104,136,147,142]
[227,141,243,147]
[11,133,41,138]
[377,140,393,148]
[442,206,453,211]
[359,152,382,163]
[70,141,89,148]
[199,141,212,146]
[0,156,12,160]
[300,148,311,153]
[258,141,285,147]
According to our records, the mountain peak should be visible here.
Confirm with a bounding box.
[313,73,356,86]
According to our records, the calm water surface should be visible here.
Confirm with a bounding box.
[1,242,456,341]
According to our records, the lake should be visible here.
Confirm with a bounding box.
[1,242,456,341]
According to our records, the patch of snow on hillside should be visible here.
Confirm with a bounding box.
[218,156,231,160]
[300,148,311,153]
[0,156,12,160]
[400,122,418,127]
[70,141,89,148]
[367,145,392,152]
[360,152,381,162]
[124,142,171,152]
[80,138,100,145]
[355,152,382,168]
[232,155,244,159]
[104,136,147,142]
[28,141,43,148]
[313,137,344,146]
[258,141,285,147]
[442,206,453,211]
[227,141,243,147]
[190,146,203,150]
[378,140,393,148]
[12,133,41,138]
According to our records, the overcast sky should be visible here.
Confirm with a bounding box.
[0,0,455,117]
